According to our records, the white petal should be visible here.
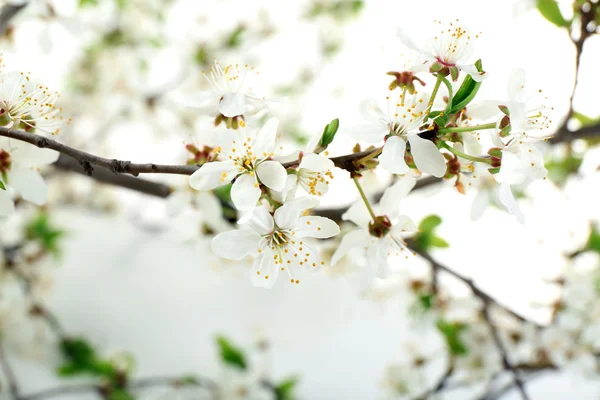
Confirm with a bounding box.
[470,190,490,221]
[211,229,260,260]
[0,189,15,217]
[458,63,488,82]
[8,169,48,205]
[186,90,219,109]
[359,98,387,122]
[11,142,59,167]
[274,197,319,230]
[295,216,340,239]
[507,68,526,101]
[165,190,191,217]
[239,205,274,235]
[250,252,279,289]
[368,240,390,278]
[494,151,526,185]
[498,183,524,223]
[463,132,482,156]
[379,136,410,174]
[408,135,447,178]
[393,215,417,233]
[253,117,279,156]
[298,153,333,172]
[256,161,287,191]
[189,161,237,191]
[331,229,371,266]
[507,100,527,134]
[219,93,247,117]
[467,101,503,120]
[230,173,261,210]
[396,27,422,53]
[196,192,230,232]
[342,200,372,228]
[379,176,416,219]
[345,123,388,143]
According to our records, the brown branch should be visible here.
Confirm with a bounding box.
[0,3,27,35]
[0,342,20,399]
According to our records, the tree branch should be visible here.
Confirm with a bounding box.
[0,2,27,35]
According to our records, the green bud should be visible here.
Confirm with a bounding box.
[429,61,444,73]
[318,118,340,151]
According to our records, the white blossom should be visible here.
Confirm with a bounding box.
[331,177,418,278]
[189,118,288,211]
[211,197,339,288]
[396,20,488,82]
[0,138,58,216]
[347,93,447,178]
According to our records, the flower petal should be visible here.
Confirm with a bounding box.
[239,205,274,235]
[186,90,219,109]
[189,160,237,191]
[211,228,261,260]
[394,215,417,233]
[331,229,371,266]
[230,173,261,210]
[470,190,489,221]
[367,240,390,278]
[507,68,526,101]
[219,93,247,117]
[345,123,388,143]
[458,63,488,82]
[295,216,340,239]
[298,153,333,172]
[396,27,422,53]
[408,135,447,177]
[0,189,15,217]
[379,176,416,219]
[11,142,58,167]
[250,252,279,289]
[253,117,279,156]
[359,98,387,122]
[379,136,410,174]
[256,160,287,191]
[274,196,319,230]
[498,183,524,223]
[342,200,372,228]
[165,190,191,217]
[494,151,526,185]
[8,168,48,205]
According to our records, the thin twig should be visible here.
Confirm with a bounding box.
[0,3,27,35]
[0,342,20,399]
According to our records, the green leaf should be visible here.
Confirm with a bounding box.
[572,112,600,128]
[545,154,582,185]
[586,227,600,254]
[428,111,448,127]
[274,377,298,400]
[26,212,65,256]
[537,0,570,27]
[108,389,135,400]
[78,0,98,7]
[216,336,247,370]
[430,236,450,248]
[418,215,442,233]
[436,319,468,356]
[317,118,339,151]
[194,46,210,67]
[450,59,483,114]
[0,181,5,190]
[224,25,246,49]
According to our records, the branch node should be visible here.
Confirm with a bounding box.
[79,160,94,176]
[109,159,131,174]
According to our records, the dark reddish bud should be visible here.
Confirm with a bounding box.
[368,215,392,238]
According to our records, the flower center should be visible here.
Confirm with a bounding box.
[368,215,392,238]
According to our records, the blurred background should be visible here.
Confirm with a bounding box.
[1,0,600,399]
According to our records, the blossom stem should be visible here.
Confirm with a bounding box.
[355,147,382,165]
[425,73,445,118]
[440,142,492,165]
[352,176,376,221]
[438,122,497,134]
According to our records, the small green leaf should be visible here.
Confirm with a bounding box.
[108,389,135,400]
[316,118,339,151]
[545,154,582,185]
[430,236,450,248]
[418,215,442,233]
[537,0,570,27]
[78,0,98,7]
[224,25,246,49]
[572,112,600,128]
[436,319,468,356]
[216,336,247,370]
[26,212,65,256]
[450,59,483,114]
[586,227,600,254]
[194,46,210,67]
[275,377,298,400]
[428,111,448,127]
[0,181,5,190]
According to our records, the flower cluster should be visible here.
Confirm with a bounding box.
[185,20,552,287]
